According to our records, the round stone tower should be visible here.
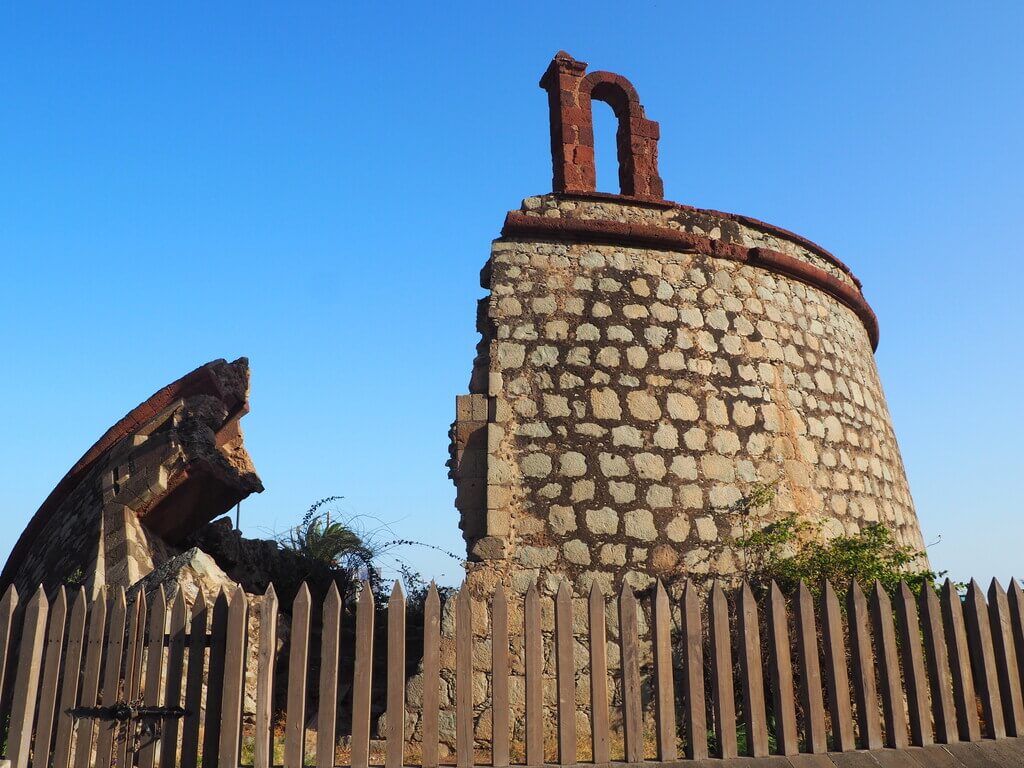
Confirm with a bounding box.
[449,52,926,597]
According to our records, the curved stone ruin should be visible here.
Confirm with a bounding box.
[1,357,264,599]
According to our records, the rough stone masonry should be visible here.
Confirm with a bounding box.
[450,51,928,601]
[0,357,264,598]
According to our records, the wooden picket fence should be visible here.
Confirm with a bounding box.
[1,576,1024,768]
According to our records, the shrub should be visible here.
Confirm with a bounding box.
[734,512,945,597]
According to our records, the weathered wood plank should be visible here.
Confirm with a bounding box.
[964,579,1005,739]
[138,587,167,768]
[116,591,145,768]
[588,582,610,764]
[180,590,208,768]
[709,581,736,759]
[0,585,19,706]
[72,588,107,768]
[821,580,855,752]
[619,582,643,763]
[33,586,68,765]
[456,584,474,768]
[52,586,87,768]
[93,587,127,768]
[491,586,510,768]
[422,583,441,768]
[219,586,249,768]
[921,584,958,744]
[897,581,937,745]
[202,589,229,766]
[555,580,577,765]
[941,579,981,742]
[319,583,343,768]
[652,579,677,761]
[794,580,827,753]
[8,586,48,768]
[287,583,313,768]
[766,582,798,756]
[680,581,707,760]
[892,581,933,745]
[386,582,406,768]
[254,584,278,768]
[847,581,882,750]
[1008,580,1024,728]
[988,579,1024,736]
[351,581,375,768]
[870,582,909,749]
[737,582,768,757]
[161,589,188,768]
[129,592,147,692]
[524,583,543,767]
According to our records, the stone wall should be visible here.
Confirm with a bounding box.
[1,358,263,597]
[449,53,927,603]
[450,193,925,601]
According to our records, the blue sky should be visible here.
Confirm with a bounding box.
[1,2,1021,586]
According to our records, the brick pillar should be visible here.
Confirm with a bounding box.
[539,51,664,199]
[539,51,593,194]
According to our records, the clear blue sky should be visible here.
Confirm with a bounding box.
[1,2,1021,587]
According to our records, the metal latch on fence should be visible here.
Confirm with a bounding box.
[69,702,187,722]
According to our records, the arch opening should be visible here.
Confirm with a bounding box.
[539,52,664,199]
[591,99,620,194]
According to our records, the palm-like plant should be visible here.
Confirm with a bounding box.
[281,497,377,584]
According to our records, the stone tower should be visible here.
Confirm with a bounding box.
[450,52,926,597]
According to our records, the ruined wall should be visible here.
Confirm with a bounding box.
[1,357,263,596]
[450,53,926,601]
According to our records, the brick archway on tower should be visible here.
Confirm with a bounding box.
[539,51,664,199]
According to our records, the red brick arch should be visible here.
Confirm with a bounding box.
[539,52,663,199]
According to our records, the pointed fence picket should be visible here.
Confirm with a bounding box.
[680,581,707,760]
[161,589,187,768]
[4,575,1024,768]
[51,587,87,768]
[523,583,543,767]
[219,586,249,768]
[942,578,982,742]
[737,583,768,758]
[72,587,107,768]
[491,587,510,768]
[33,585,67,764]
[254,584,279,768]
[421,583,441,768]
[8,585,48,768]
[821,580,855,752]
[0,585,19,708]
[320,583,343,768]
[766,581,798,756]
[618,583,643,763]
[201,589,229,765]
[138,587,167,768]
[116,592,145,768]
[287,583,313,768]
[386,582,406,768]
[455,586,474,768]
[180,589,208,768]
[989,579,1024,736]
[847,581,882,750]
[651,580,676,762]
[921,583,958,744]
[351,581,374,768]
[92,587,127,768]
[794,580,828,754]
[588,582,611,764]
